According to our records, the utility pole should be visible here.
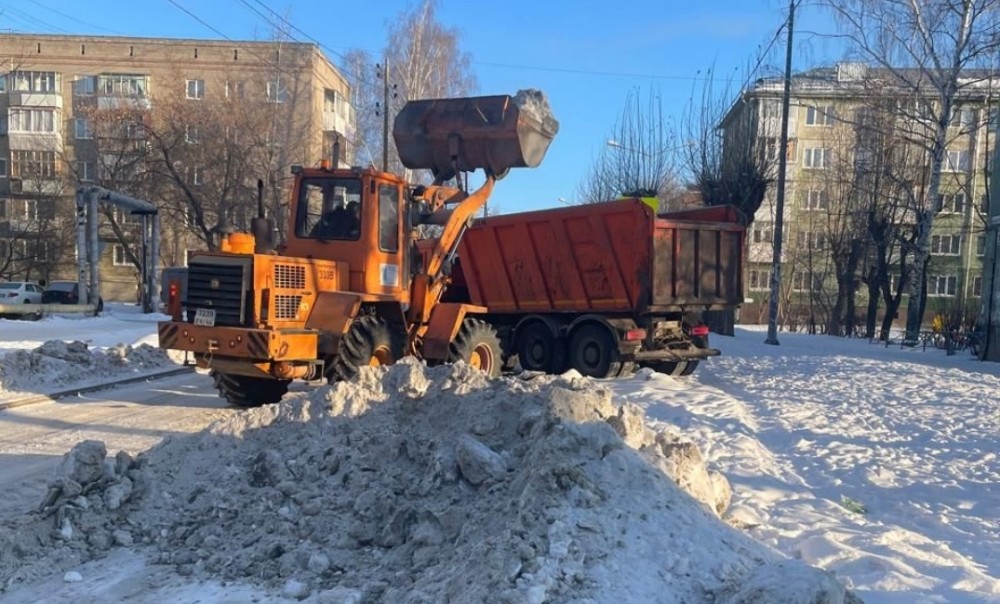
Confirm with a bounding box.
[381,60,390,172]
[765,0,795,346]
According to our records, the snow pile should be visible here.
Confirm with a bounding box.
[0,360,859,603]
[0,340,174,394]
[514,88,560,136]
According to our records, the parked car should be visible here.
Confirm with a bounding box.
[42,281,104,312]
[0,281,44,320]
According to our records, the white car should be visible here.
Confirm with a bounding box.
[0,281,44,320]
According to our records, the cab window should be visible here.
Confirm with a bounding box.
[378,185,399,252]
[296,177,362,240]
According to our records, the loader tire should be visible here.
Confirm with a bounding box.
[328,315,405,382]
[212,371,290,408]
[448,319,502,377]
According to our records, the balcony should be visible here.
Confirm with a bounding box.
[98,95,152,111]
[322,110,355,140]
[8,131,63,153]
[7,92,63,109]
[9,178,65,196]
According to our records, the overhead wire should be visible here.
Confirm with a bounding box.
[23,0,127,36]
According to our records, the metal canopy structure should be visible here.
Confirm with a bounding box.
[75,186,161,313]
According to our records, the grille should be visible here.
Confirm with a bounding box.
[273,294,302,320]
[185,261,248,326]
[274,264,306,289]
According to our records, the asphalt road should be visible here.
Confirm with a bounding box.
[0,372,230,521]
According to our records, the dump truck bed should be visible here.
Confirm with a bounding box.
[454,200,744,314]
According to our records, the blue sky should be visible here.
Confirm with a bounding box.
[3,0,842,213]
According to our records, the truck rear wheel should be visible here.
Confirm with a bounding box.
[568,324,630,379]
[329,315,405,382]
[516,322,567,374]
[449,319,502,377]
[212,371,290,408]
[648,360,699,377]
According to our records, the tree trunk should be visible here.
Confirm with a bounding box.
[865,277,879,339]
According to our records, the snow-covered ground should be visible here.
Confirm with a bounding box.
[0,312,997,603]
[0,304,182,402]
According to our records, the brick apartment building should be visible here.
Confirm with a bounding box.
[0,33,354,301]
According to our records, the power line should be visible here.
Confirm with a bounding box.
[162,0,234,42]
[238,0,379,89]
[23,0,127,36]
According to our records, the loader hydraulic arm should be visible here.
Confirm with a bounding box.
[407,174,495,327]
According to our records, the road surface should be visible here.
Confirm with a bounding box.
[0,372,229,521]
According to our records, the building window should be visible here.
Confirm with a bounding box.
[978,235,986,256]
[77,161,95,182]
[99,74,148,97]
[266,80,288,103]
[944,149,971,172]
[751,226,773,244]
[937,192,966,214]
[11,150,57,179]
[748,269,771,291]
[765,137,797,162]
[190,166,204,185]
[185,79,205,100]
[795,230,825,249]
[185,125,199,144]
[930,234,961,256]
[74,118,93,139]
[0,158,7,178]
[225,80,244,99]
[73,76,96,96]
[792,272,823,292]
[11,70,57,93]
[805,105,835,126]
[972,276,983,297]
[113,244,130,266]
[949,106,976,129]
[805,189,829,210]
[9,108,56,133]
[761,100,781,119]
[804,147,831,169]
[928,275,958,297]
[23,199,40,222]
[0,114,6,135]
[0,74,5,93]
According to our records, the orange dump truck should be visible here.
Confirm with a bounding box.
[445,201,745,377]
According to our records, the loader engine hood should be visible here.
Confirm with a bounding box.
[392,89,559,181]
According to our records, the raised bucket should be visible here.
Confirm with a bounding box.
[393,89,559,181]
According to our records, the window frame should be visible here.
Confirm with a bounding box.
[805,105,835,127]
[185,78,205,100]
[377,184,400,253]
[928,275,958,297]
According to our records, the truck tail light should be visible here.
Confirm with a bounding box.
[690,325,710,337]
[624,328,646,341]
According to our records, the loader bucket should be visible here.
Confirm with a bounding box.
[393,89,559,181]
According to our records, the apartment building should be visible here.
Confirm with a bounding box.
[722,63,996,328]
[0,33,354,300]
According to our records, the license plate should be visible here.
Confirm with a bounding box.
[193,308,216,326]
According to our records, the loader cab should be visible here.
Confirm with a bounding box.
[284,166,408,299]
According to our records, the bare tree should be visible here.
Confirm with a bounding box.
[578,88,681,206]
[824,0,1000,341]
[685,71,775,225]
[348,0,477,178]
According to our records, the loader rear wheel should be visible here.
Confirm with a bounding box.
[328,315,405,382]
[516,322,567,374]
[449,319,502,377]
[568,324,628,379]
[212,371,290,408]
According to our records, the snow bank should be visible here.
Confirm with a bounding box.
[0,360,858,602]
[0,340,175,396]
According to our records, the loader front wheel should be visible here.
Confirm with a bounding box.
[329,315,405,382]
[449,319,502,377]
[212,371,290,408]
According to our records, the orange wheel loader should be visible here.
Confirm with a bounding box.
[158,91,559,406]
